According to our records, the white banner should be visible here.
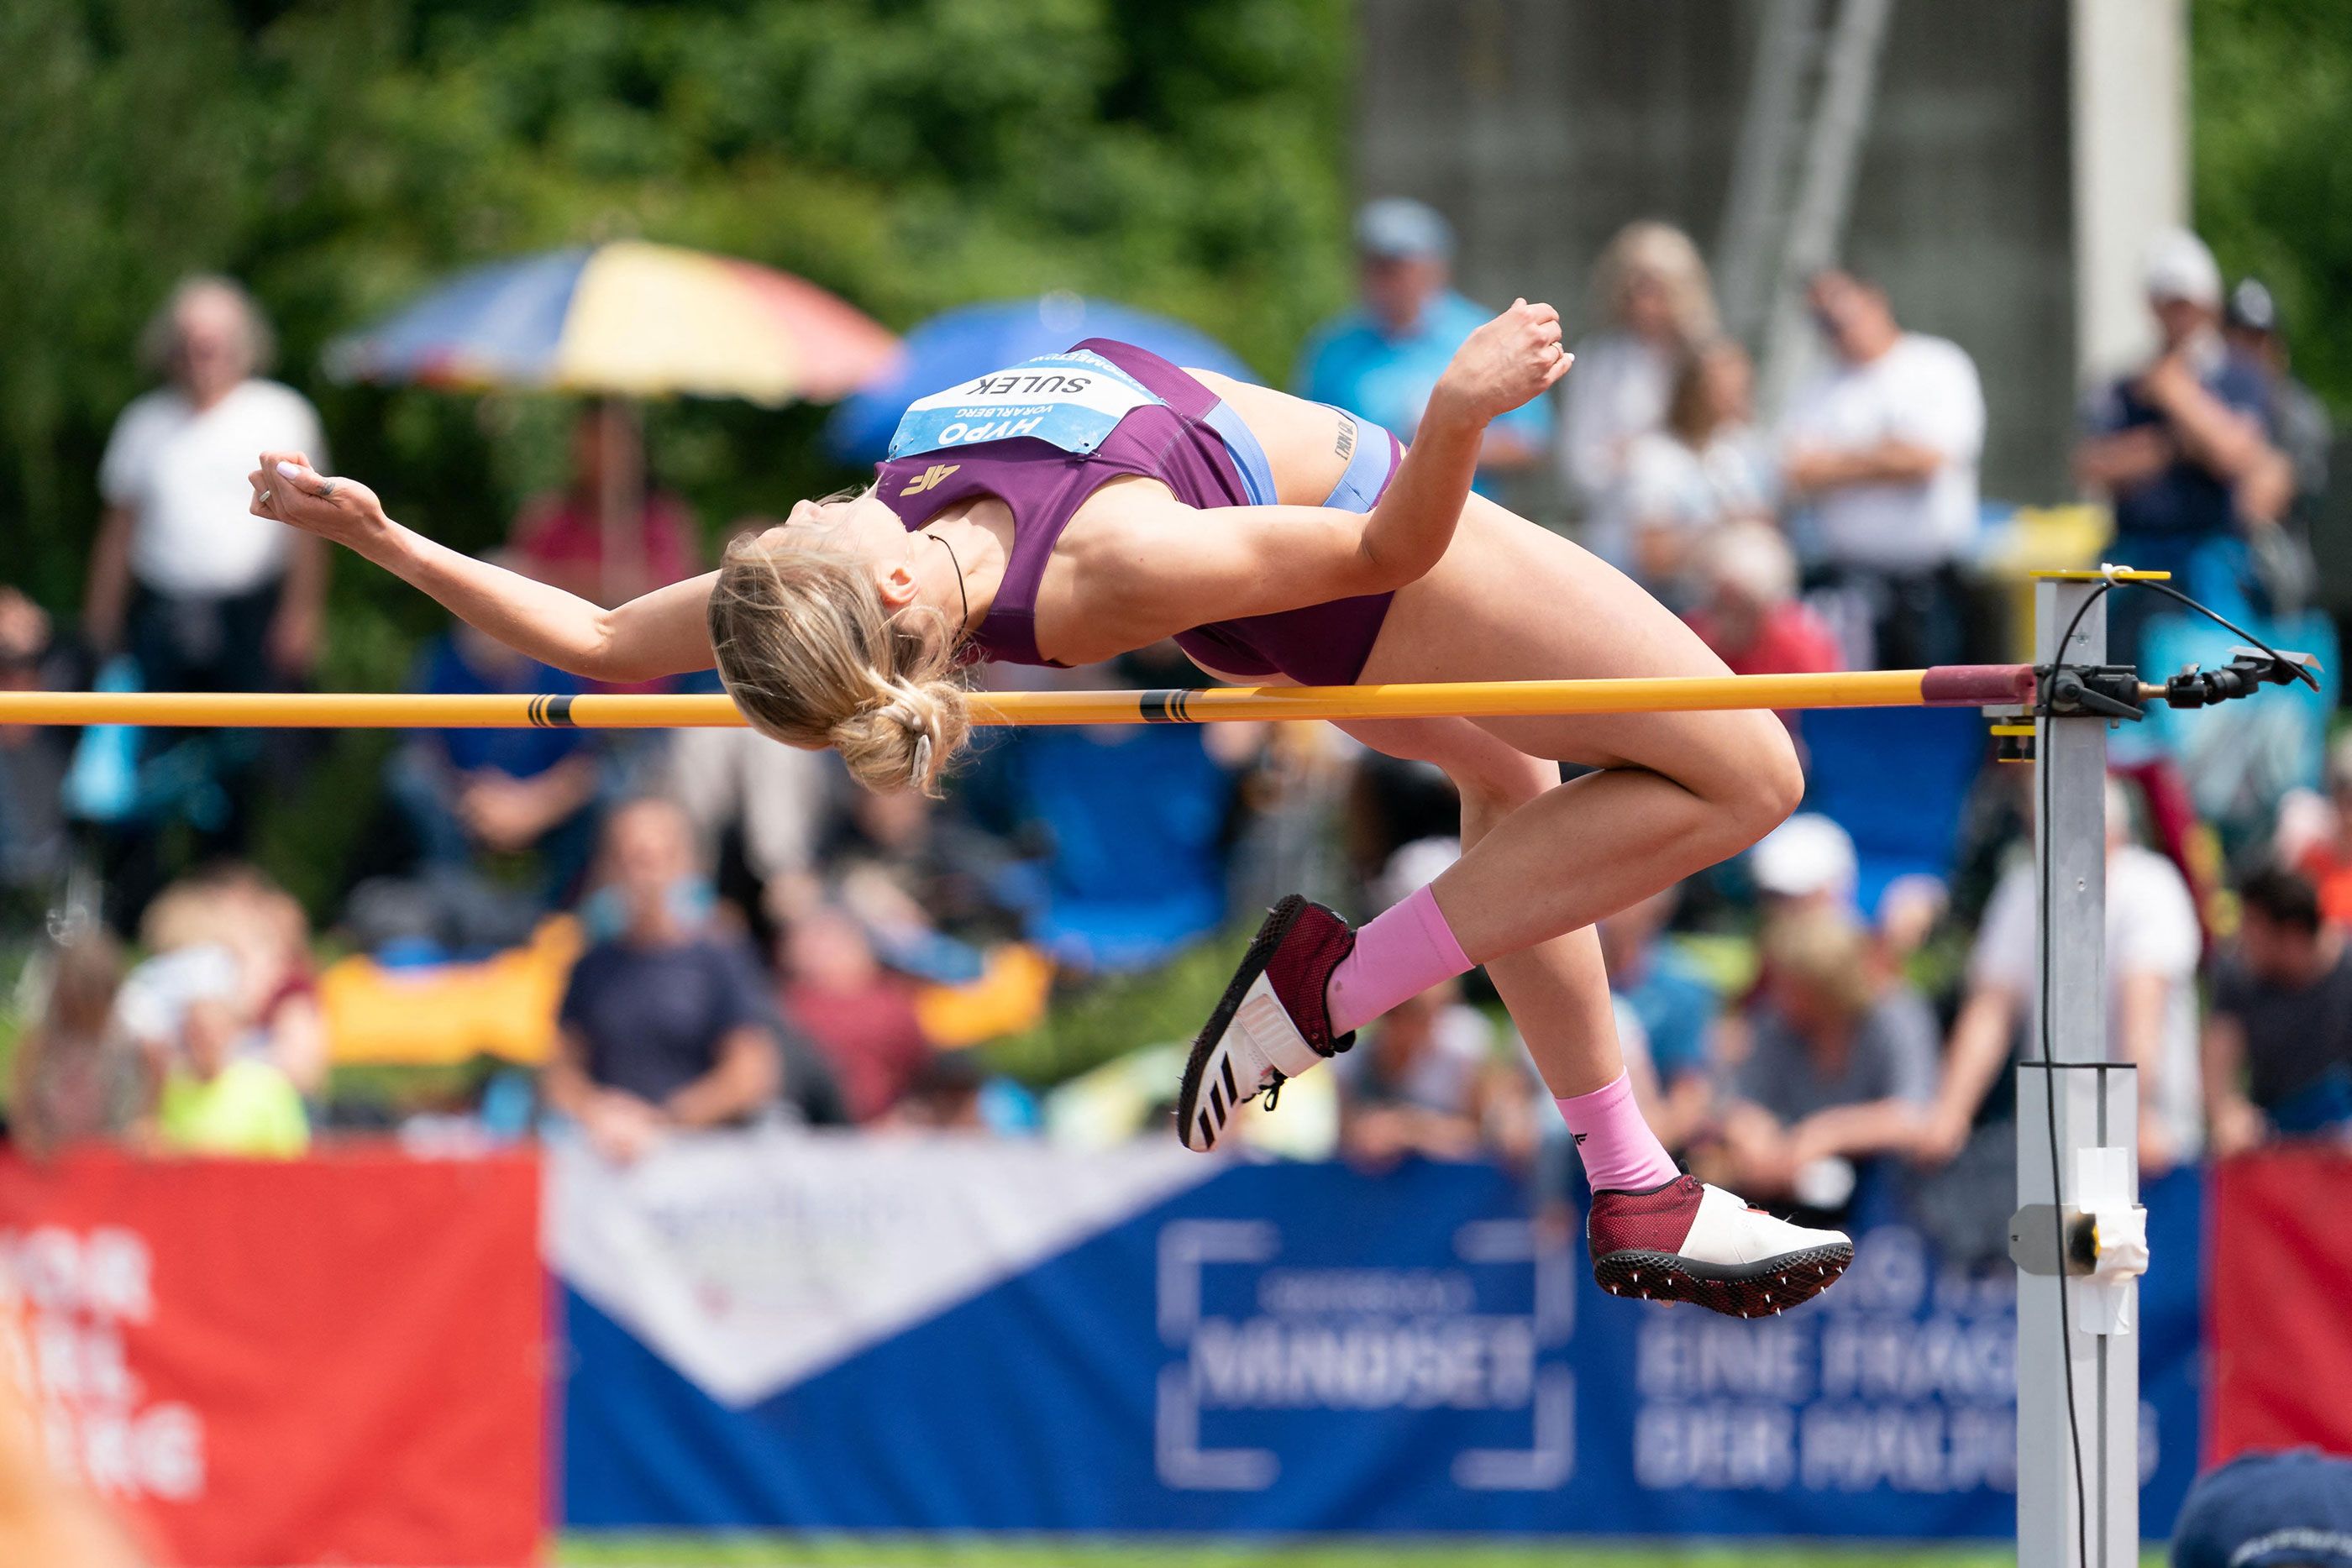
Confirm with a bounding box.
[547,1129,1213,1407]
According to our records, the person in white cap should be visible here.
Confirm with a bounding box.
[2074,228,2287,664]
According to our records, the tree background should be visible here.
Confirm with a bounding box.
[0,0,1354,678]
[2192,0,2352,414]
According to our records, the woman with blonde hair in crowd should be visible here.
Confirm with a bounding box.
[1561,220,1721,559]
[1616,338,1775,600]
[9,930,153,1158]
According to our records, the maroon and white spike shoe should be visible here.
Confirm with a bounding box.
[1177,895,1357,1152]
[1588,1174,1853,1318]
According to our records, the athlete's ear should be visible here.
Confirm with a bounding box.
[874,558,920,611]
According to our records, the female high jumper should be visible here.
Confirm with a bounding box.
[250,299,1851,1317]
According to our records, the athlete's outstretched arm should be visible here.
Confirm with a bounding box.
[249,453,717,681]
[1098,302,1569,642]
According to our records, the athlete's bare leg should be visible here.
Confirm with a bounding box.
[1338,717,1621,1099]
[1357,494,1805,962]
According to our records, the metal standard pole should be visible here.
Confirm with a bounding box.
[2016,577,2140,1568]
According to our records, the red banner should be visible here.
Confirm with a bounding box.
[0,1148,544,1567]
[2205,1145,2352,1463]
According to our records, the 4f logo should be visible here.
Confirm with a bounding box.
[900,464,961,497]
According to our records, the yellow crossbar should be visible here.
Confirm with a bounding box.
[0,666,2036,729]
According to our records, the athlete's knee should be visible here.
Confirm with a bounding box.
[1451,752,1558,827]
[1726,715,1804,840]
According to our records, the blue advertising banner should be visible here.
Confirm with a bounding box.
[554,1135,2202,1539]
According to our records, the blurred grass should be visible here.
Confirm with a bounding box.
[556,1537,2066,1567]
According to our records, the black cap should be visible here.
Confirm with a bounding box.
[2227,277,2280,335]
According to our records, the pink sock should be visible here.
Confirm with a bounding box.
[1556,1072,1678,1193]
[1326,884,1474,1036]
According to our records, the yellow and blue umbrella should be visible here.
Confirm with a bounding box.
[326,240,900,404]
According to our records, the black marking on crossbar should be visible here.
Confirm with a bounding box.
[1141,689,1194,724]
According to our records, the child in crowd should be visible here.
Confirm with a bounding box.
[10,931,151,1157]
[118,944,309,1158]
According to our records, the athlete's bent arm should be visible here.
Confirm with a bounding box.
[250,453,717,682]
[1099,301,1571,641]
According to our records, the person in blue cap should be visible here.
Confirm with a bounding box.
[1294,197,1548,494]
[2172,1450,2352,1568]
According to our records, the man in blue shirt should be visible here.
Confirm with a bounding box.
[1294,198,1547,493]
[2075,228,2286,663]
[386,613,604,907]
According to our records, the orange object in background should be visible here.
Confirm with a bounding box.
[318,916,581,1066]
[0,1150,544,1567]
[914,942,1055,1048]
[2206,1145,2352,1462]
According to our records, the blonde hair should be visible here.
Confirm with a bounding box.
[1761,905,1885,1022]
[706,523,973,797]
[1593,221,1719,346]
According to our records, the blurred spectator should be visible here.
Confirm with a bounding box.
[1613,339,1775,600]
[9,931,150,1157]
[1597,885,1718,1155]
[511,401,699,607]
[1334,978,1510,1169]
[1709,905,1936,1209]
[1922,781,2202,1173]
[2275,732,2352,926]
[827,783,1029,971]
[386,612,603,910]
[1749,813,1861,914]
[665,690,837,934]
[0,590,73,906]
[1004,717,1243,971]
[1780,268,1985,669]
[82,280,326,899]
[87,278,328,687]
[2205,868,2352,1153]
[778,904,933,1124]
[547,798,782,1162]
[2171,1450,2352,1568]
[2075,231,2286,663]
[1293,198,1546,492]
[140,865,327,1099]
[2226,280,2332,524]
[1683,522,1842,725]
[118,944,309,1158]
[877,1051,989,1133]
[1561,221,1720,546]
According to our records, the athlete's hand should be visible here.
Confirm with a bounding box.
[248,452,388,549]
[1431,300,1572,426]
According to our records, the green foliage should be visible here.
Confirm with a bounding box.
[2193,0,2352,412]
[980,929,1245,1088]
[0,0,1354,626]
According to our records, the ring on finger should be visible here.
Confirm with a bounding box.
[319,479,339,500]
[259,488,275,506]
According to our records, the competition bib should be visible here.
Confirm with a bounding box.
[887,349,1165,459]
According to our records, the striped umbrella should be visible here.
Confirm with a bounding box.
[325,241,900,404]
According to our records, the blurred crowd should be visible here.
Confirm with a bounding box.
[0,208,2345,1233]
